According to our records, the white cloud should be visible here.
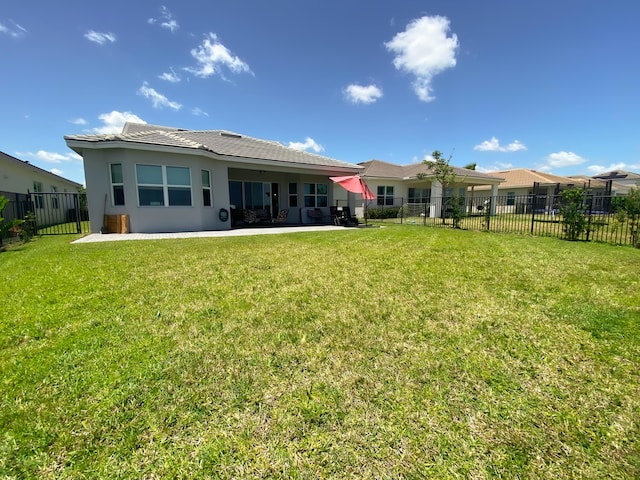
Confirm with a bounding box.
[587,162,638,174]
[18,150,82,164]
[476,161,514,173]
[137,82,182,110]
[51,168,65,176]
[0,20,27,38]
[546,151,586,167]
[148,6,179,33]
[185,33,252,79]
[159,67,180,83]
[344,84,383,105]
[385,15,459,102]
[288,137,324,153]
[92,111,146,134]
[191,107,209,117]
[70,118,87,125]
[474,137,527,152]
[84,30,116,45]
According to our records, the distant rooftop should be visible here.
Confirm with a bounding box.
[359,159,503,183]
[592,170,640,181]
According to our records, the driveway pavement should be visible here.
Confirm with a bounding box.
[72,225,348,243]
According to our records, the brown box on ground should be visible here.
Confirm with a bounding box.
[104,214,129,233]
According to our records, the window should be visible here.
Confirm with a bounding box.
[377,186,394,206]
[136,164,192,207]
[201,170,212,207]
[110,164,125,206]
[50,185,59,209]
[228,181,271,210]
[167,167,192,206]
[288,183,298,207]
[304,183,328,207]
[229,181,242,209]
[33,181,44,209]
[506,192,516,206]
[408,187,430,203]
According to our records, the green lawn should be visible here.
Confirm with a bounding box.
[1,227,639,479]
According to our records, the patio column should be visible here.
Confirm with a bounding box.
[430,180,442,218]
[490,184,498,215]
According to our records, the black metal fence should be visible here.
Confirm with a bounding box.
[365,192,639,247]
[1,191,88,244]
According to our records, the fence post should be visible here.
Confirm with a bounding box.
[585,192,593,242]
[73,193,82,233]
[530,183,539,235]
[485,198,491,230]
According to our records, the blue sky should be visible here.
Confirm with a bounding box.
[2,0,639,185]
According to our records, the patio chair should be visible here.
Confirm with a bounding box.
[338,206,359,227]
[242,209,258,224]
[274,209,288,224]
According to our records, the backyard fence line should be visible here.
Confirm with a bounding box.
[1,191,88,243]
[364,193,638,247]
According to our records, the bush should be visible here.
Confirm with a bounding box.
[366,206,401,219]
[559,188,587,241]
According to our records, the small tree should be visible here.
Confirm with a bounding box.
[420,150,461,226]
[614,186,640,248]
[627,187,640,247]
[559,188,587,241]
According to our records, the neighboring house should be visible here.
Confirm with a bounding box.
[0,150,83,224]
[476,168,609,214]
[590,170,640,195]
[358,159,504,218]
[64,123,363,233]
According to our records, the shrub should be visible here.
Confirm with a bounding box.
[366,206,401,219]
[559,188,587,241]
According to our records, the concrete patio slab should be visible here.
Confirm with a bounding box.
[72,225,348,243]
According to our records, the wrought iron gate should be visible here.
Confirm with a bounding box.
[28,192,88,235]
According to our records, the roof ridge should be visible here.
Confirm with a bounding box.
[159,130,208,150]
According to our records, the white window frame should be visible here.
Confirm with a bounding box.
[110,163,125,206]
[303,183,328,208]
[135,164,192,207]
[377,185,394,206]
[408,187,430,203]
[202,169,212,207]
[33,181,44,209]
[50,185,59,209]
[288,182,298,207]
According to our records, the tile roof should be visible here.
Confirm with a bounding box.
[65,123,362,171]
[592,170,640,181]
[359,159,503,183]
[484,169,594,189]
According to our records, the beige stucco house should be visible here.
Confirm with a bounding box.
[0,150,83,225]
[475,168,609,214]
[358,159,504,218]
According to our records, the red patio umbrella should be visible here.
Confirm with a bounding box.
[330,174,375,225]
[329,175,375,200]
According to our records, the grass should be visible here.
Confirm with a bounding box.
[1,226,639,478]
[36,220,90,236]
